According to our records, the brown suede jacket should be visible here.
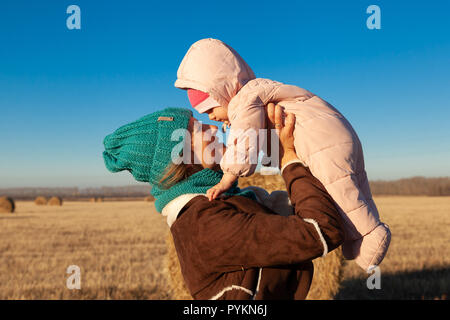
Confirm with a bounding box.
[169,162,344,300]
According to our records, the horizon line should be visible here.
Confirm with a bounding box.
[1,174,449,190]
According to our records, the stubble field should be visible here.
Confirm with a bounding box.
[0,196,449,300]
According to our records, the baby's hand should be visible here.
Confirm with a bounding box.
[206,183,228,201]
[206,172,238,201]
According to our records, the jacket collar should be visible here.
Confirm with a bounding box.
[161,193,206,227]
[160,186,295,228]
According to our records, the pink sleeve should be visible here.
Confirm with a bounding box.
[220,104,266,177]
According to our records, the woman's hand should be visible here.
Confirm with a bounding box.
[267,103,298,169]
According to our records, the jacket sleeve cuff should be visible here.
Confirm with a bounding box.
[281,161,309,198]
[280,159,304,176]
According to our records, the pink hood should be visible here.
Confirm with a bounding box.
[174,38,256,108]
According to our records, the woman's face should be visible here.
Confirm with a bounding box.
[188,117,224,170]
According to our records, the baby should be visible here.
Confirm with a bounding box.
[175,38,391,271]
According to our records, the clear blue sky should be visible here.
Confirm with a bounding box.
[0,0,449,187]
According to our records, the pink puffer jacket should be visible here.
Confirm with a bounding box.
[175,38,391,271]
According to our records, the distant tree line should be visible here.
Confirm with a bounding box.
[1,176,449,199]
[0,185,151,200]
[369,177,450,196]
[242,175,450,196]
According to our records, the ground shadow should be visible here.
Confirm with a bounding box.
[335,267,449,300]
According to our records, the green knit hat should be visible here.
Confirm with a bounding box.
[103,108,192,185]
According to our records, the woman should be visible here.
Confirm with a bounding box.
[103,104,344,300]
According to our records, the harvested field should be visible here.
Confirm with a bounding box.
[0,196,448,299]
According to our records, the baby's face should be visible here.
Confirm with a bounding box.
[206,106,229,124]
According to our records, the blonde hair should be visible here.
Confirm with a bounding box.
[158,162,203,189]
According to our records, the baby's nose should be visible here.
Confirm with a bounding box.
[208,113,215,120]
